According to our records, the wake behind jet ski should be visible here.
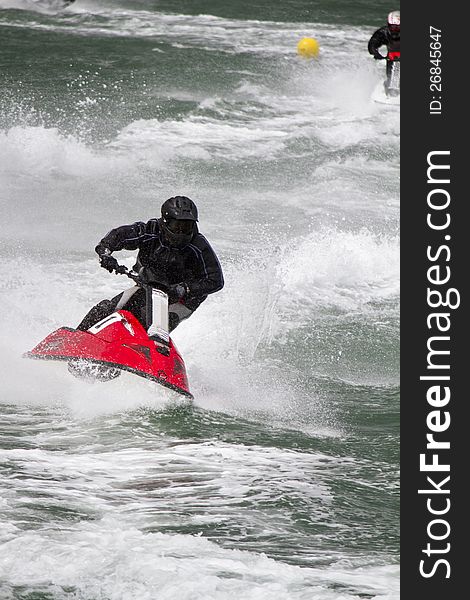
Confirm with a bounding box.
[25,268,193,398]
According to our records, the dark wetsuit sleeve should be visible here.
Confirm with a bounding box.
[186,239,224,298]
[368,28,388,55]
[95,222,148,255]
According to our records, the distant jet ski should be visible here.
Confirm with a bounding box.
[372,51,400,106]
[31,0,75,11]
[24,269,193,399]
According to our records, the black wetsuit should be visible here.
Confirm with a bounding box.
[78,219,224,332]
[368,26,400,81]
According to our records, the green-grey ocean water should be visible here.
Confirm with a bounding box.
[0,1,399,598]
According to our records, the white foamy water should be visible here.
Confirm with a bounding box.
[0,517,399,600]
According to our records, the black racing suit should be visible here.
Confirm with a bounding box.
[368,26,400,87]
[77,218,224,332]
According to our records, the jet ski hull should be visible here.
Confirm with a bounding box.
[24,310,192,399]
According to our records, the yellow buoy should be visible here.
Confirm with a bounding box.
[297,37,320,59]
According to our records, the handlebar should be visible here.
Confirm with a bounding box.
[115,266,169,294]
[120,267,140,283]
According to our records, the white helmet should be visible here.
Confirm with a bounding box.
[387,11,400,27]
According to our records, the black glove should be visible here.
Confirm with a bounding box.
[99,255,126,274]
[168,282,188,303]
[374,53,386,60]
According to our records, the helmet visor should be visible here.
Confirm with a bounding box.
[165,219,194,235]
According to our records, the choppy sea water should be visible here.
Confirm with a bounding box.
[0,1,399,598]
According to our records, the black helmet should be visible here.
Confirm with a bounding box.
[161,196,198,222]
[160,196,198,248]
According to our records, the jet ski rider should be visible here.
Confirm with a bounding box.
[77,196,224,332]
[368,10,400,90]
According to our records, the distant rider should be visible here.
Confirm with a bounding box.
[77,196,224,332]
[33,0,75,6]
[368,11,400,91]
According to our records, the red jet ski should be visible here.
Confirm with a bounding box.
[24,269,192,399]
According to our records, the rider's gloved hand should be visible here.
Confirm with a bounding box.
[168,282,188,303]
[99,255,126,274]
